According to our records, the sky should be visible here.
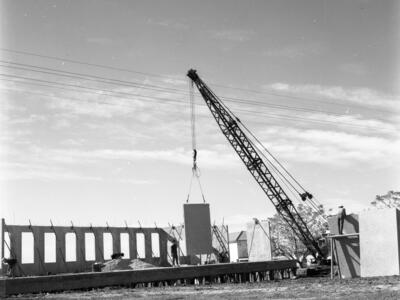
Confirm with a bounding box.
[0,0,399,232]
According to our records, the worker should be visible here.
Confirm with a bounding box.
[337,205,346,234]
[171,238,180,267]
[2,257,17,277]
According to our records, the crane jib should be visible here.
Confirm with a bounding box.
[187,69,323,259]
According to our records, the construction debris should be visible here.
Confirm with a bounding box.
[101,258,156,272]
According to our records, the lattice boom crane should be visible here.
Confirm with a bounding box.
[187,69,324,259]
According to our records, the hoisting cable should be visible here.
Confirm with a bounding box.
[186,78,206,203]
[212,91,325,218]
[243,124,325,210]
[206,88,302,194]
[203,83,325,220]
[218,95,310,199]
[242,126,326,220]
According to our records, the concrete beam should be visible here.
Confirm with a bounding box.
[0,260,297,297]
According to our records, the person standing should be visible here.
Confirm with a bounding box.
[171,239,180,267]
[2,257,17,277]
[337,205,346,234]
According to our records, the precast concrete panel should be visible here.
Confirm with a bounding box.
[359,208,400,277]
[246,220,272,262]
[229,242,239,262]
[183,203,212,255]
[327,214,360,278]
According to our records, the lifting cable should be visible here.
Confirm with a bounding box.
[186,79,206,203]
[240,122,325,211]
[214,94,325,219]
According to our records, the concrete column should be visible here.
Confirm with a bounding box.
[94,230,104,262]
[129,230,137,259]
[75,229,85,272]
[32,228,45,275]
[159,231,168,265]
[10,231,21,265]
[145,232,152,258]
[55,229,66,273]
[112,230,121,254]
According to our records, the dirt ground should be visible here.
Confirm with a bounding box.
[8,276,400,299]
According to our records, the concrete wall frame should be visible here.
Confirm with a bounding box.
[1,219,174,276]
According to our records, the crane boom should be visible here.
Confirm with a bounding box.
[187,69,323,258]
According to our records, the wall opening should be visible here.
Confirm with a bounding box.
[21,232,34,264]
[103,233,113,260]
[65,232,76,262]
[85,233,95,261]
[3,232,11,258]
[167,240,172,264]
[151,233,160,257]
[120,233,130,259]
[136,233,145,258]
[44,232,56,263]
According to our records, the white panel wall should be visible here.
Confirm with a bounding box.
[359,208,400,277]
[229,242,239,262]
[246,220,272,262]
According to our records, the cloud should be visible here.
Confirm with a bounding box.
[53,118,71,129]
[0,161,155,184]
[49,147,238,168]
[0,161,99,181]
[46,94,140,118]
[59,138,85,146]
[338,63,368,76]
[299,112,398,135]
[86,37,113,45]
[259,127,400,167]
[161,77,187,86]
[266,83,399,110]
[117,178,155,185]
[146,18,189,30]
[262,43,323,59]
[210,30,255,42]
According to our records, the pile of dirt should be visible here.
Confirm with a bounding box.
[129,259,157,270]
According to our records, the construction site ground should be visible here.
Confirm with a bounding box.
[6,275,400,299]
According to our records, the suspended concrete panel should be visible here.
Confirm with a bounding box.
[359,208,400,277]
[183,203,212,256]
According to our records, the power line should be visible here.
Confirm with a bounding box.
[0,48,168,79]
[2,77,360,137]
[210,83,395,115]
[0,60,186,94]
[1,60,392,129]
[1,48,394,115]
[0,60,362,119]
[207,90,326,216]
[1,74,387,131]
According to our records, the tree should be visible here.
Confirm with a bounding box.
[371,191,400,209]
[268,203,328,266]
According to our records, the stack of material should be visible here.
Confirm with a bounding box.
[129,259,156,270]
[101,259,156,272]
